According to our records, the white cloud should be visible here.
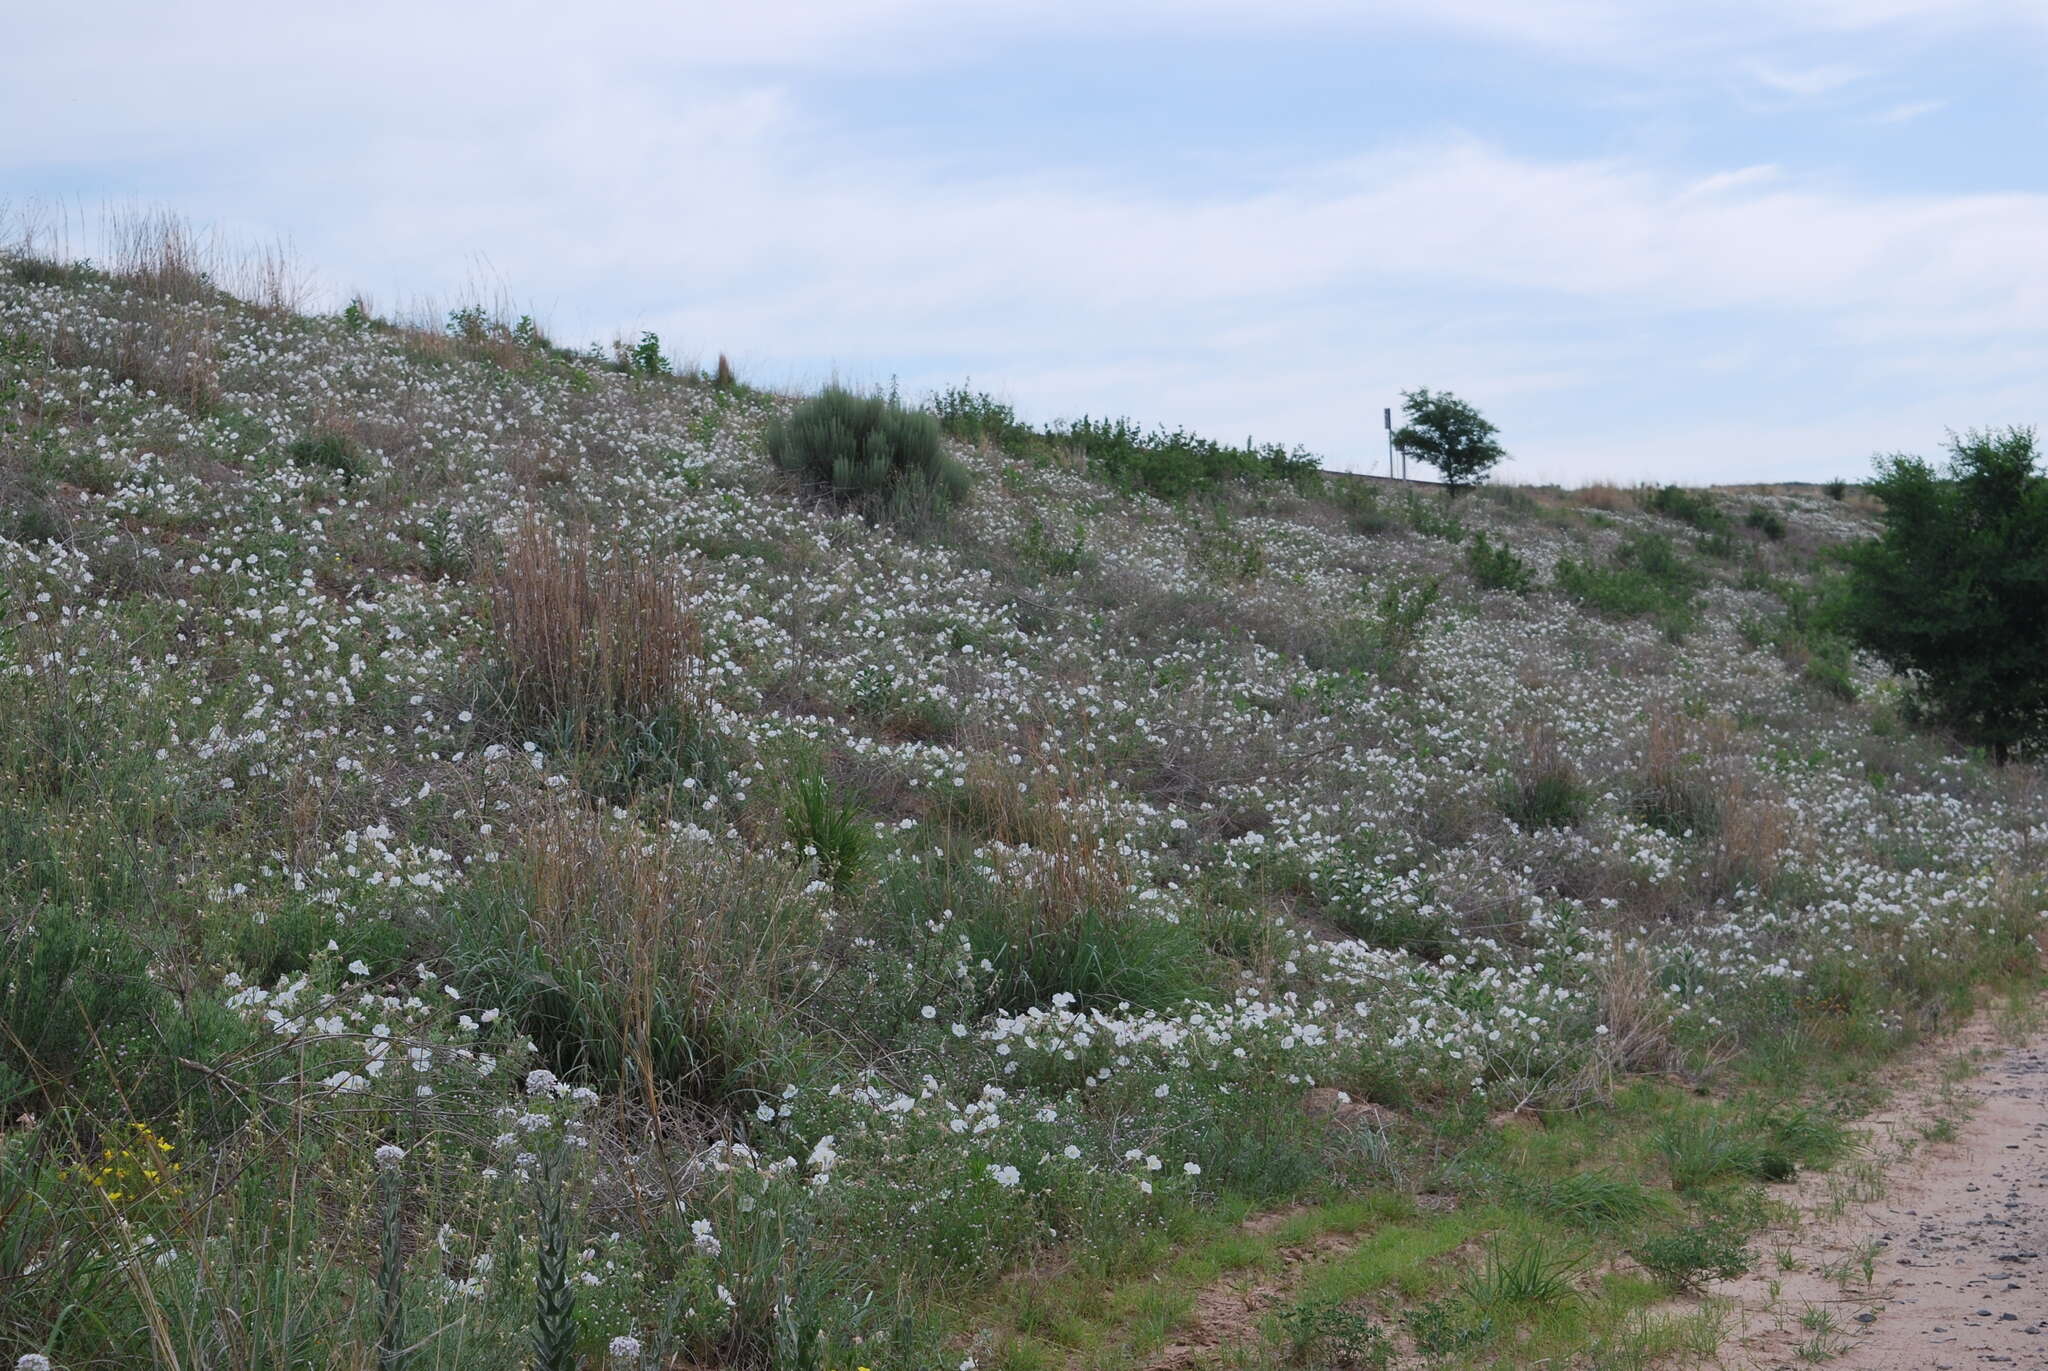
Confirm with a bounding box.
[1743,61,1870,97]
[1867,98,1949,123]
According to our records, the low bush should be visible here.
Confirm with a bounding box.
[1465,532,1534,594]
[768,386,971,523]
[929,383,1036,450]
[1643,484,1729,533]
[1554,532,1699,639]
[1052,415,1317,501]
[1405,494,1467,542]
[1635,1221,1752,1291]
[1332,479,1397,534]
[1277,1298,1393,1369]
[1744,506,1788,541]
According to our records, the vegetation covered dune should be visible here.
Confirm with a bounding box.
[0,230,2043,1371]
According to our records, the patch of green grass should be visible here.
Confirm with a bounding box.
[1508,1170,1667,1230]
[1554,532,1699,638]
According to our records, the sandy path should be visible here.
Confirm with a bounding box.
[1715,1008,2048,1370]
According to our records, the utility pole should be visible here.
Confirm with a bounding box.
[1385,407,1394,480]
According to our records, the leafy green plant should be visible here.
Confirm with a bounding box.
[1465,532,1533,593]
[1745,506,1788,541]
[628,332,670,376]
[784,771,869,892]
[1365,576,1440,681]
[1277,1297,1392,1368]
[1017,516,1091,578]
[446,305,491,343]
[1332,479,1396,534]
[767,386,971,524]
[929,382,1035,450]
[1403,1298,1495,1358]
[1554,532,1699,639]
[1636,1222,1752,1292]
[1823,478,1849,500]
[1643,484,1729,533]
[1392,387,1506,496]
[1053,415,1317,500]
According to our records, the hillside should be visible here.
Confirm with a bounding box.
[1,242,2043,1371]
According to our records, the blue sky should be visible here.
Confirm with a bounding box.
[7,1,2046,483]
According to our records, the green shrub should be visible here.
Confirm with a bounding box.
[1823,478,1849,500]
[1405,494,1467,542]
[1052,416,1317,501]
[1554,532,1698,639]
[1,906,251,1124]
[1636,1222,1752,1292]
[1465,532,1533,593]
[1403,1299,1495,1358]
[1277,1298,1393,1369]
[1332,480,1396,534]
[1802,650,1858,702]
[767,386,971,523]
[929,383,1034,450]
[628,332,670,376]
[1745,506,1788,541]
[287,431,363,485]
[1015,516,1091,578]
[1643,484,1729,533]
[1835,427,2048,764]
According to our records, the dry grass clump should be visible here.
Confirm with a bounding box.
[1572,947,1686,1099]
[1632,704,1722,837]
[453,808,813,1115]
[1704,777,1789,902]
[951,756,1129,924]
[47,296,224,413]
[489,514,701,738]
[1570,482,1636,512]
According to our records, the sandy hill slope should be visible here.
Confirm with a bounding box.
[1,250,2042,1370]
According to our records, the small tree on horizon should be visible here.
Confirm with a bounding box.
[1835,426,2048,765]
[1392,387,1506,497]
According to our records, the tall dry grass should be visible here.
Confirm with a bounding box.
[489,514,701,737]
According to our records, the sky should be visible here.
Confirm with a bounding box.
[6,1,2047,483]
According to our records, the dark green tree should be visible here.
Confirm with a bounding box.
[1835,427,2048,764]
[1392,388,1507,497]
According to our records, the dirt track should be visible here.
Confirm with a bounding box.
[1716,1009,2048,1369]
